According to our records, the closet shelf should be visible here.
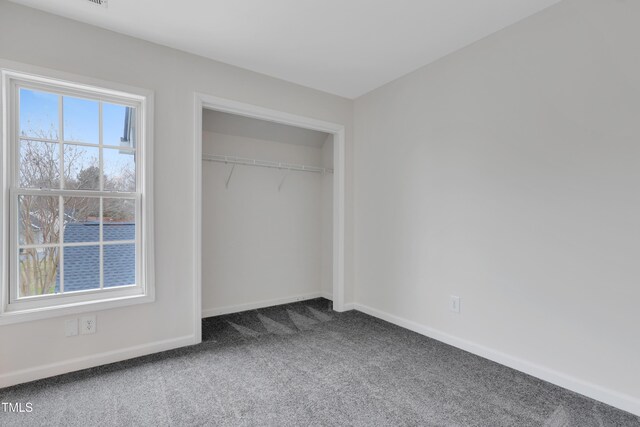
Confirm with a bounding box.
[202,154,333,174]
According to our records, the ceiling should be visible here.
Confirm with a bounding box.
[203,109,330,148]
[9,0,561,99]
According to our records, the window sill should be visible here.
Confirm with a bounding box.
[0,292,155,325]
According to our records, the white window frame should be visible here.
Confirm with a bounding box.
[0,66,155,324]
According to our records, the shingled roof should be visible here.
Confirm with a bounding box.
[55,222,135,292]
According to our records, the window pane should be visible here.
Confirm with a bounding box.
[103,103,136,148]
[19,247,60,297]
[63,245,100,292]
[18,195,60,245]
[63,197,100,243]
[19,88,59,140]
[104,244,135,288]
[103,198,135,241]
[19,139,60,189]
[63,96,99,144]
[63,144,100,190]
[103,148,135,192]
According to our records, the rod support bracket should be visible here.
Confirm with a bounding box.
[225,164,235,189]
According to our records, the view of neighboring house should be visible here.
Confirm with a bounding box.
[56,222,135,292]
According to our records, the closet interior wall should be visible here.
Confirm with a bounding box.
[201,110,333,316]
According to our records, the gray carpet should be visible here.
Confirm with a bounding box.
[1,298,638,426]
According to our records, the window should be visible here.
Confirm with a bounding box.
[1,69,154,322]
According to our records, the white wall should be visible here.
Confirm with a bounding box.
[0,0,352,386]
[354,0,640,414]
[201,117,333,314]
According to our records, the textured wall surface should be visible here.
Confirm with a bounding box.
[354,0,640,408]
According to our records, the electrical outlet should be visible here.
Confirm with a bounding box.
[450,295,461,313]
[80,315,97,335]
[65,318,78,337]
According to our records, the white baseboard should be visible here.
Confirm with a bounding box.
[317,292,355,312]
[202,292,324,318]
[341,302,355,311]
[0,334,196,389]
[353,303,640,417]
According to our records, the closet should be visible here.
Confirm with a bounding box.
[201,109,334,316]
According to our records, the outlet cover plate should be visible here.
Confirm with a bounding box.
[80,315,97,335]
[65,318,78,337]
[450,295,461,313]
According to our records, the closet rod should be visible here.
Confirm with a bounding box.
[202,154,334,174]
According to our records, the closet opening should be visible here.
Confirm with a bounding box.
[193,94,346,342]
